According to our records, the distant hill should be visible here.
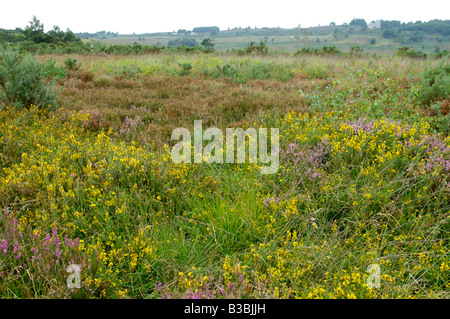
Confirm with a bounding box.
[77,19,450,54]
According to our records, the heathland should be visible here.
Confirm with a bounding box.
[0,19,449,299]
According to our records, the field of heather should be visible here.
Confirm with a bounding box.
[0,49,449,299]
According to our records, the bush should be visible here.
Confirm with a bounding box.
[64,57,81,71]
[178,62,192,76]
[416,61,450,106]
[242,41,269,55]
[0,49,59,110]
[395,47,426,59]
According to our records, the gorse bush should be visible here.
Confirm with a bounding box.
[0,50,59,110]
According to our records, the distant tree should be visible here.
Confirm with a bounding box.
[370,38,376,45]
[63,29,78,43]
[381,20,401,28]
[245,40,268,55]
[192,26,220,36]
[23,16,49,43]
[350,46,361,54]
[47,26,65,43]
[22,16,81,44]
[383,29,398,39]
[330,22,336,26]
[349,18,368,29]
[167,38,198,47]
[200,38,215,49]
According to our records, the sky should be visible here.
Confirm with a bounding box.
[1,0,449,34]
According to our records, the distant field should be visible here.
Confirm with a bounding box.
[92,26,450,54]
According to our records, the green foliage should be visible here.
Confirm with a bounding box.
[349,18,368,28]
[64,57,82,71]
[395,47,427,58]
[383,29,399,39]
[200,38,215,50]
[167,38,199,48]
[0,49,59,110]
[400,19,450,36]
[416,61,450,106]
[350,46,362,54]
[192,26,220,35]
[22,16,82,45]
[178,62,192,76]
[207,60,294,83]
[42,58,68,80]
[243,41,269,55]
[295,46,343,56]
[381,20,402,29]
[305,64,328,79]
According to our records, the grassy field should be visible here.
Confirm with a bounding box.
[0,49,449,299]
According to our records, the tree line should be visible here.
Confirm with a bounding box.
[1,16,81,44]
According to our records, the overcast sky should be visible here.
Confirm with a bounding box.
[1,0,448,34]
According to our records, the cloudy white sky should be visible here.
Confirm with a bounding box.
[1,0,448,34]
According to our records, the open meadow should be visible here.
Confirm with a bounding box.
[0,47,449,299]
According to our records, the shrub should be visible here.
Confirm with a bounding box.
[0,49,59,110]
[178,62,192,76]
[42,58,68,80]
[244,41,269,55]
[395,47,426,59]
[416,61,450,106]
[64,57,81,71]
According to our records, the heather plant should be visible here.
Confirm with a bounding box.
[0,212,91,298]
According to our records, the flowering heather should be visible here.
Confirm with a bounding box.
[345,118,375,135]
[0,212,87,298]
[263,196,281,207]
[119,115,144,134]
[280,138,329,181]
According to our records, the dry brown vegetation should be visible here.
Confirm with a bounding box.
[58,70,310,146]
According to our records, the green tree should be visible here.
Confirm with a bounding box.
[48,26,65,43]
[23,16,49,43]
[200,38,215,49]
[349,18,368,29]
